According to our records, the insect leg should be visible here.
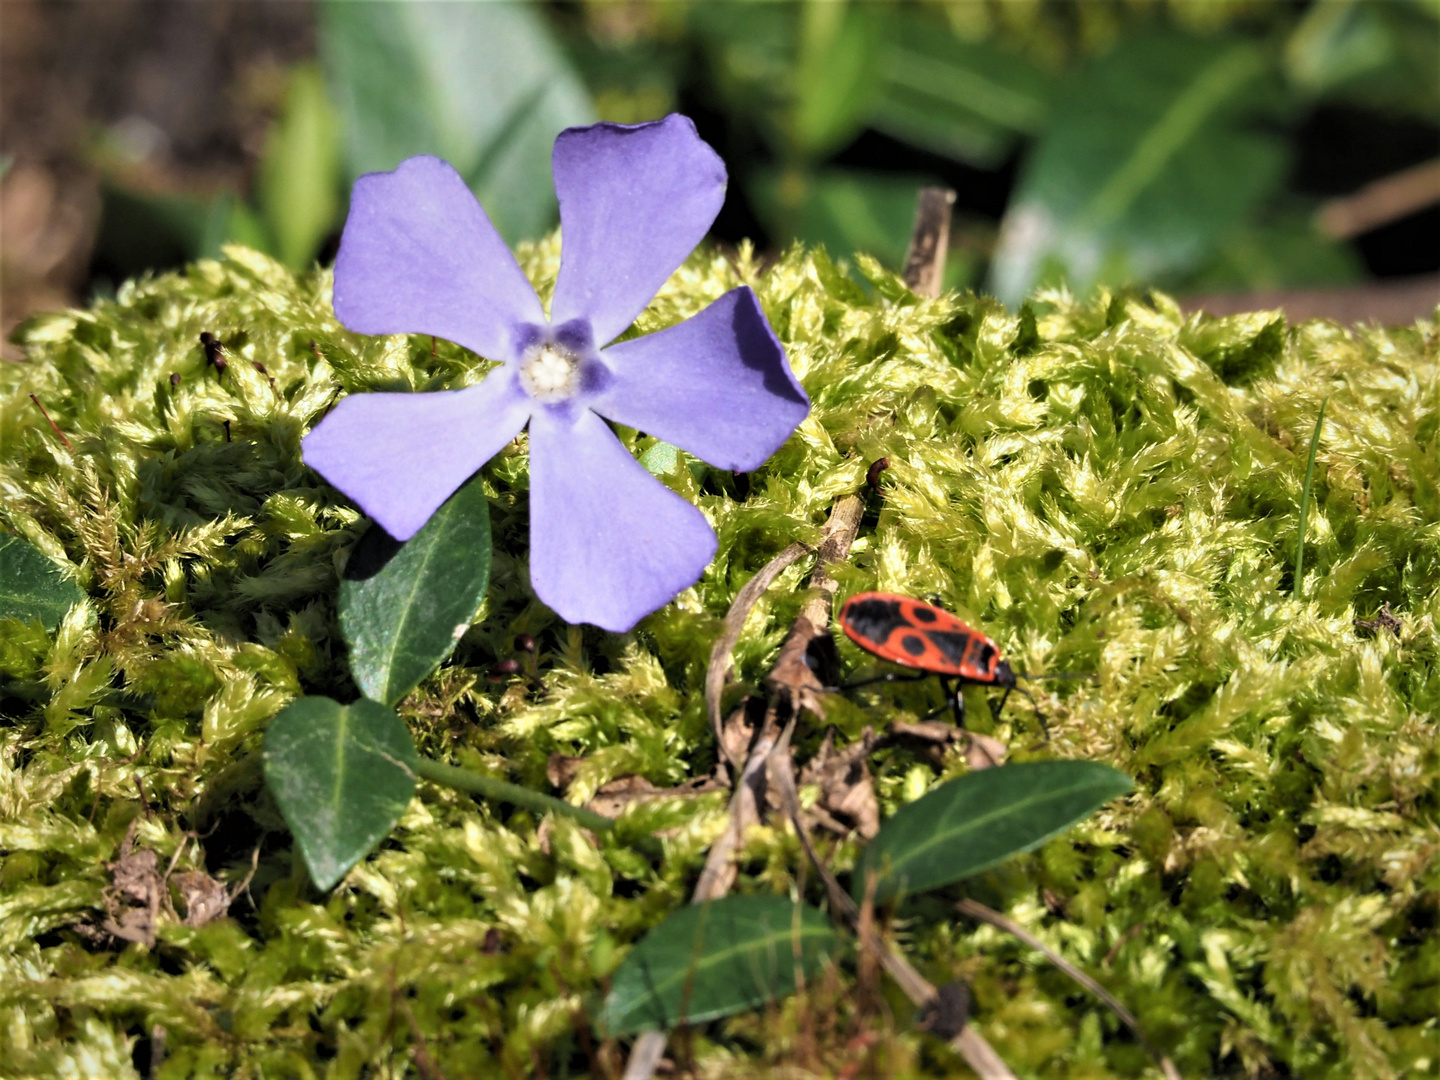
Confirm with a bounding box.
[834,670,932,692]
[995,685,1013,716]
[1018,685,1047,735]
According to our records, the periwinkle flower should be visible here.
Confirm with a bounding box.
[303,115,809,632]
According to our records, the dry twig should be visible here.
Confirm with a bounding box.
[902,186,957,299]
[624,497,862,1080]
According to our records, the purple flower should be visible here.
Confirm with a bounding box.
[303,115,809,633]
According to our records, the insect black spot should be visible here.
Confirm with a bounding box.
[928,630,972,667]
[970,640,997,670]
[844,598,907,643]
[910,606,938,623]
[901,634,927,657]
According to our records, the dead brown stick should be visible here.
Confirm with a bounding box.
[1317,157,1440,240]
[798,495,863,630]
[956,898,1180,1080]
[623,498,864,1080]
[705,541,810,769]
[768,729,1017,1079]
[902,186,956,299]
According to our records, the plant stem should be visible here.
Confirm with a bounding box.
[1294,397,1327,600]
[413,756,614,832]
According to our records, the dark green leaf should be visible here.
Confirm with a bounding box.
[339,473,492,707]
[319,0,594,243]
[263,695,418,891]
[989,31,1286,304]
[1179,208,1364,295]
[1286,0,1440,119]
[873,13,1050,168]
[854,761,1133,904]
[601,896,841,1035]
[793,5,883,159]
[751,167,931,268]
[0,534,86,631]
[94,185,216,276]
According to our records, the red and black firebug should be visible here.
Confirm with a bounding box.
[836,592,1080,729]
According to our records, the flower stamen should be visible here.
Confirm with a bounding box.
[519,342,581,403]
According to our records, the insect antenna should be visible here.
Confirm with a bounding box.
[1011,671,1092,734]
[1015,683,1047,735]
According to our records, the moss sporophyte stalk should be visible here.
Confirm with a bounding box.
[1,217,1437,1072]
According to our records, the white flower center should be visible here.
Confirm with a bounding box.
[519,343,580,403]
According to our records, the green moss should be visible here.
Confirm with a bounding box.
[1,242,1437,1078]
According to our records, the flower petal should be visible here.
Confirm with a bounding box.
[528,409,717,632]
[591,287,809,471]
[549,115,726,347]
[333,156,545,360]
[303,375,531,541]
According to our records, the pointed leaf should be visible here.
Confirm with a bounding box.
[854,761,1133,904]
[339,474,491,707]
[263,695,418,891]
[319,0,594,243]
[257,63,342,269]
[601,896,841,1035]
[0,534,86,631]
[873,12,1050,167]
[989,30,1284,304]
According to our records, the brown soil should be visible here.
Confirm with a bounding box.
[0,0,314,352]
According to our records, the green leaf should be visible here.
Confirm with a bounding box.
[263,695,418,891]
[339,473,492,708]
[989,31,1285,305]
[751,167,931,268]
[601,896,842,1035]
[319,0,594,243]
[1178,208,1364,294]
[1286,0,1440,119]
[94,185,216,277]
[872,13,1050,167]
[0,534,86,631]
[792,4,883,159]
[638,440,682,477]
[257,63,342,269]
[854,761,1133,904]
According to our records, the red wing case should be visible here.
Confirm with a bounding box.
[838,592,1002,683]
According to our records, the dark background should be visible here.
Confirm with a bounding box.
[3,0,1437,353]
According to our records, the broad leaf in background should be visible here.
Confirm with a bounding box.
[1286,0,1440,118]
[339,473,491,708]
[1180,208,1364,294]
[990,31,1287,305]
[854,761,1133,904]
[751,168,932,268]
[689,4,802,158]
[1285,0,1394,96]
[320,0,594,244]
[792,2,883,160]
[0,534,86,631]
[601,896,842,1035]
[257,63,341,270]
[263,695,418,891]
[873,12,1050,168]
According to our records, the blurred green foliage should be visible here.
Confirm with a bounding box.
[89,0,1437,301]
